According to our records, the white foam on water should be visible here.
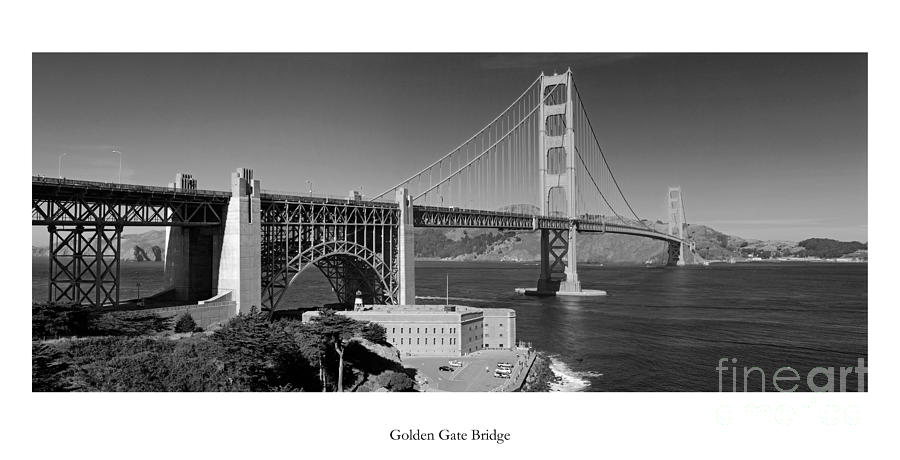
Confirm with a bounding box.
[548,356,601,392]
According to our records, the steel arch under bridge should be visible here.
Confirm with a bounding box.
[259,195,401,310]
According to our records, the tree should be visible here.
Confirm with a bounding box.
[211,312,317,391]
[174,313,198,333]
[360,322,387,344]
[309,310,365,392]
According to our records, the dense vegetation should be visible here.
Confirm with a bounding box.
[32,305,414,392]
[32,303,171,340]
[798,238,867,258]
[415,229,515,258]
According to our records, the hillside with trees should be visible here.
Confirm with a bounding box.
[33,304,416,392]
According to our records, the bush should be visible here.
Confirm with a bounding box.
[374,371,415,392]
[174,313,198,333]
[90,312,171,336]
[32,342,74,391]
[58,336,246,391]
[32,303,171,339]
[32,303,93,340]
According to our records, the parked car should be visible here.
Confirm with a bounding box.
[494,371,511,378]
[496,362,514,369]
[438,365,454,372]
[495,367,512,375]
[448,360,463,367]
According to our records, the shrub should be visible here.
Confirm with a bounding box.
[32,303,93,340]
[59,336,246,392]
[32,303,171,339]
[32,342,74,391]
[374,370,415,392]
[89,312,171,336]
[174,313,198,333]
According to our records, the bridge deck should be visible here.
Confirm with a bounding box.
[31,177,686,244]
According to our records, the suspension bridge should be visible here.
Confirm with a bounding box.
[32,69,698,316]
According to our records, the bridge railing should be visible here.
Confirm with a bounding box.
[260,188,397,206]
[32,176,231,198]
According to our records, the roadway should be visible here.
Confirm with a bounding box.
[404,349,531,392]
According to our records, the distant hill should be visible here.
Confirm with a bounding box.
[32,230,166,262]
[33,226,867,265]
[797,238,867,258]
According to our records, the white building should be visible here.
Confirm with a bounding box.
[301,304,516,357]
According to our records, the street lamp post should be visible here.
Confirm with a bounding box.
[112,149,122,183]
[306,180,312,196]
[58,152,68,178]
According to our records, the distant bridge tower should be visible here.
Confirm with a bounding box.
[536,70,581,294]
[666,186,687,266]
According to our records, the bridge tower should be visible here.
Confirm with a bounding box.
[536,70,581,294]
[217,168,262,314]
[666,186,687,266]
[396,187,415,305]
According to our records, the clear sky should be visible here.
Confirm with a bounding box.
[32,53,867,243]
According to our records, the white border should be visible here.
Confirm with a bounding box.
[5,1,895,458]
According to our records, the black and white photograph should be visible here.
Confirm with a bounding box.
[8,1,893,458]
[30,52,867,394]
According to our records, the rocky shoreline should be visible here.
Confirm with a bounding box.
[520,352,559,392]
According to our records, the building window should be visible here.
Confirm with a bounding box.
[500,333,503,337]
[441,328,444,334]
[441,338,444,345]
[401,328,404,333]
[400,338,404,345]
[417,328,420,334]
[392,328,395,333]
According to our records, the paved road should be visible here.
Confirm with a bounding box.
[404,349,528,392]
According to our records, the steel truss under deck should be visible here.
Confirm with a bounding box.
[260,197,401,310]
[33,177,229,308]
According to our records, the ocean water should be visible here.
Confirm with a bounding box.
[32,259,867,391]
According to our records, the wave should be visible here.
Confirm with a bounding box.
[414,295,492,303]
[547,355,602,392]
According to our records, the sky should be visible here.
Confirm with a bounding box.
[32,53,867,244]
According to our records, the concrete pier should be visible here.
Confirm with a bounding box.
[164,173,222,302]
[216,168,262,315]
[397,187,416,305]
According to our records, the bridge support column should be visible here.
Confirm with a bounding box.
[536,228,566,294]
[164,173,222,302]
[560,223,581,292]
[396,187,415,305]
[47,224,122,307]
[667,186,688,266]
[217,168,262,315]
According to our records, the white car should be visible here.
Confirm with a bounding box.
[448,360,463,367]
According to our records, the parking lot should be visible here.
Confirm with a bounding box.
[404,349,529,392]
